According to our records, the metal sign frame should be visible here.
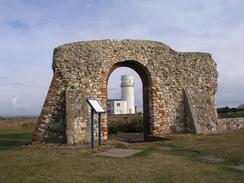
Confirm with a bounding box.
[86,99,105,149]
[86,99,105,113]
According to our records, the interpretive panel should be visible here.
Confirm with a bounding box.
[87,99,105,113]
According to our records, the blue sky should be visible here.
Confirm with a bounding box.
[0,0,244,116]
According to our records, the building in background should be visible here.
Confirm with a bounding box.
[108,75,136,114]
[107,99,127,114]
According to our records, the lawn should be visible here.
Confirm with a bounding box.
[0,128,32,149]
[0,127,244,183]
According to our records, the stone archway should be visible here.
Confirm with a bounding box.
[32,39,218,144]
[106,60,152,139]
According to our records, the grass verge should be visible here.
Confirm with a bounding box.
[0,128,244,182]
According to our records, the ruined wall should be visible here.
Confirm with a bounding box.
[184,88,219,134]
[33,39,218,144]
[218,117,244,132]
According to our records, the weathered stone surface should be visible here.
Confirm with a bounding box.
[65,89,91,144]
[96,148,142,158]
[184,88,219,134]
[218,117,244,132]
[32,39,218,144]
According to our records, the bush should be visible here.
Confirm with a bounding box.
[108,122,121,134]
[127,118,143,133]
[217,106,244,118]
[108,117,143,134]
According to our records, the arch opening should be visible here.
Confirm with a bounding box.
[106,60,152,140]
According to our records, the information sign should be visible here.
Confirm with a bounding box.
[87,99,105,113]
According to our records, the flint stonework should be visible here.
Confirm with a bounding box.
[32,39,218,144]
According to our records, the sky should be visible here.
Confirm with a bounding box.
[0,0,244,116]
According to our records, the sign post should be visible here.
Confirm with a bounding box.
[98,113,102,146]
[86,99,105,149]
[90,108,94,149]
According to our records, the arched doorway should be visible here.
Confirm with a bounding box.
[106,60,152,140]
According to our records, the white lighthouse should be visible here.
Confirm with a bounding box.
[121,75,135,114]
[107,75,136,114]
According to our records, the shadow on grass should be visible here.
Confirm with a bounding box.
[109,132,171,143]
[0,128,32,150]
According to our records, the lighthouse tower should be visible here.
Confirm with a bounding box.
[121,75,135,114]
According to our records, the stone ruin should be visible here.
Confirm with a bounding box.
[32,39,219,144]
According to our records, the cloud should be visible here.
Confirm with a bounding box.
[11,97,31,110]
[4,82,42,88]
[0,0,243,115]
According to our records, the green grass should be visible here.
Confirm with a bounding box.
[1,128,244,182]
[0,128,32,149]
[160,129,244,163]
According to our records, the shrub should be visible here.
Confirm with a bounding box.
[126,117,143,133]
[108,117,143,134]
